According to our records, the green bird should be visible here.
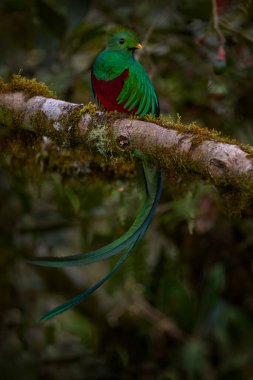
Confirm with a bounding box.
[90,28,159,116]
[27,27,162,320]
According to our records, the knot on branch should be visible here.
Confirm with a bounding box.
[116,135,130,151]
[208,158,228,178]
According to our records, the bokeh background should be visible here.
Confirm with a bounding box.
[1,0,253,379]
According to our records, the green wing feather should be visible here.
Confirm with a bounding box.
[117,61,159,116]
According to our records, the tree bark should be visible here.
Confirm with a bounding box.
[1,92,253,193]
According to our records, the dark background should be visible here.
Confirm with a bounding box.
[1,0,253,379]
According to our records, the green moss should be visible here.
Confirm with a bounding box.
[1,79,253,213]
[0,128,44,182]
[215,173,253,215]
[145,112,227,146]
[28,107,83,147]
[144,114,158,122]
[81,102,98,115]
[0,100,133,182]
[0,124,134,187]
[0,106,16,127]
[29,110,54,135]
[0,74,56,99]
[144,112,253,159]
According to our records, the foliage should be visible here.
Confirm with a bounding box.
[1,0,253,379]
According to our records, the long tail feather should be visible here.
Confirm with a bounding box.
[26,201,150,267]
[40,167,162,321]
[40,237,139,321]
[29,159,162,320]
[26,162,162,268]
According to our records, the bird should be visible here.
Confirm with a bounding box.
[27,27,162,320]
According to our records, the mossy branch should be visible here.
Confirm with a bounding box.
[1,78,253,206]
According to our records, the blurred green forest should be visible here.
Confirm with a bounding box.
[1,0,253,379]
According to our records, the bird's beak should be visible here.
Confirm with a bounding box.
[135,43,142,49]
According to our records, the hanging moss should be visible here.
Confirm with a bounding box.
[0,106,16,127]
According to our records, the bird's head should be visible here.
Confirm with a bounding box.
[106,28,142,52]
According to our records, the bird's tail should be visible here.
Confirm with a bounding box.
[28,159,162,320]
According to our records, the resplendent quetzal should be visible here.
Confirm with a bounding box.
[28,28,162,320]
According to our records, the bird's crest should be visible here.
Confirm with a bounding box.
[107,26,139,42]
[106,26,141,50]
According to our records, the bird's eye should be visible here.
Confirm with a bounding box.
[119,38,125,44]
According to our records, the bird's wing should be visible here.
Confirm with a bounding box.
[117,61,160,117]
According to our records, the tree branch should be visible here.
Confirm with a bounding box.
[1,91,253,196]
